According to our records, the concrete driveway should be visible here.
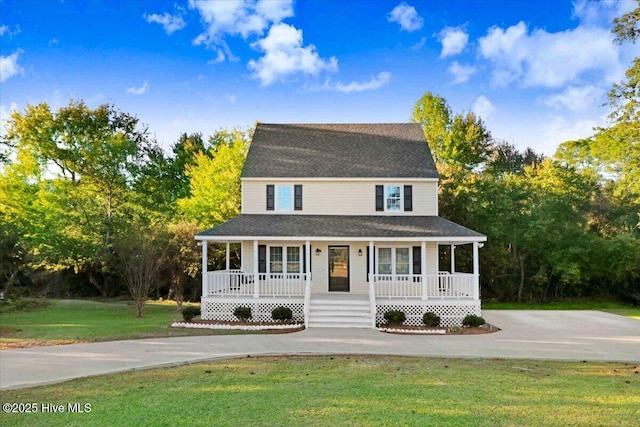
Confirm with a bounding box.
[1,310,638,390]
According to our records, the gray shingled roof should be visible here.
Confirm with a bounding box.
[196,215,485,240]
[242,123,439,179]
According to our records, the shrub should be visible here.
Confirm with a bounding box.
[181,306,201,322]
[272,306,293,322]
[383,310,406,325]
[233,306,252,322]
[462,314,486,327]
[422,312,441,327]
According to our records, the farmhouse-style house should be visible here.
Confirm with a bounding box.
[195,123,486,328]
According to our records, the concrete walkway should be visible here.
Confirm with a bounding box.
[1,310,638,390]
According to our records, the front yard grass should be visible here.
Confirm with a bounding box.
[0,299,245,349]
[482,300,640,320]
[1,356,638,426]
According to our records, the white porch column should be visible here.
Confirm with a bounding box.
[473,241,480,300]
[421,241,427,300]
[225,242,230,271]
[201,240,208,297]
[305,240,311,286]
[368,241,374,282]
[253,240,259,298]
[451,244,456,273]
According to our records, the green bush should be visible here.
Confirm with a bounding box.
[462,314,486,327]
[422,312,441,327]
[383,310,406,325]
[181,306,201,322]
[233,306,252,321]
[271,306,293,322]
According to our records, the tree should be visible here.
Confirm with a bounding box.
[165,221,201,310]
[412,92,492,171]
[114,225,166,317]
[178,128,250,227]
[2,100,153,296]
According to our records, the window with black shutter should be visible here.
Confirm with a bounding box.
[294,184,302,211]
[266,185,274,211]
[404,185,413,211]
[258,245,267,273]
[375,185,384,211]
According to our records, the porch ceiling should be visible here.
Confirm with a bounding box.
[196,214,486,243]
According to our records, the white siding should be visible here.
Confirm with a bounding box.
[242,180,438,216]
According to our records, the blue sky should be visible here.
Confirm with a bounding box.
[1,0,638,155]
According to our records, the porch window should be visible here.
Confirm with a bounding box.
[268,246,302,274]
[270,247,283,273]
[378,248,392,274]
[377,247,412,275]
[396,248,410,274]
[287,246,301,273]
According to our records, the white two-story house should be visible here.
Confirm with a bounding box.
[196,123,486,328]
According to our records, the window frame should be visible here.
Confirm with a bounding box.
[384,185,403,212]
[275,184,294,211]
[376,246,413,275]
[267,245,303,275]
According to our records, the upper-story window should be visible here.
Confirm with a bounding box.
[386,186,402,211]
[376,185,412,212]
[277,185,293,210]
[267,184,303,211]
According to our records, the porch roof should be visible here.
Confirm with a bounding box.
[196,214,486,243]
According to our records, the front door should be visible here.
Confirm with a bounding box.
[328,246,349,292]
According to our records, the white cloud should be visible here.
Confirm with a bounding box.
[542,115,602,153]
[438,26,469,57]
[572,0,637,28]
[0,25,20,38]
[144,12,186,34]
[478,21,620,88]
[248,23,338,86]
[325,72,392,93]
[387,2,423,32]
[0,50,24,82]
[472,95,495,120]
[542,85,604,111]
[448,62,475,84]
[189,0,293,43]
[412,36,427,50]
[126,81,149,95]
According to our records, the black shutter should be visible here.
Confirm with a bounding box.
[375,185,384,211]
[412,246,421,275]
[294,185,302,211]
[258,245,267,273]
[266,185,275,211]
[302,245,311,273]
[366,246,375,281]
[404,185,413,211]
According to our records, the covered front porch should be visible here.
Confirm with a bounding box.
[195,215,486,327]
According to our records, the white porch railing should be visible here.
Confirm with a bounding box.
[373,272,477,300]
[204,270,307,297]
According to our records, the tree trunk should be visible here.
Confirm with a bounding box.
[88,268,108,297]
[517,254,525,303]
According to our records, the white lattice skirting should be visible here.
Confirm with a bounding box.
[375,300,481,327]
[201,297,305,323]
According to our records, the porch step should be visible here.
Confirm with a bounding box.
[307,295,373,328]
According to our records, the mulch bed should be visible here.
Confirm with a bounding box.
[379,323,500,335]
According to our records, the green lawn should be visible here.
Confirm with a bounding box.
[1,356,638,426]
[482,300,640,320]
[0,299,243,348]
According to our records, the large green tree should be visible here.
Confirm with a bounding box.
[2,100,154,296]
